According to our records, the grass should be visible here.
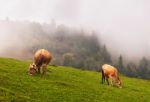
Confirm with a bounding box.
[0,57,150,102]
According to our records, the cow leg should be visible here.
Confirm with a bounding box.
[101,70,105,84]
[101,73,103,84]
[37,67,40,74]
[109,76,115,86]
[42,64,47,75]
[110,79,113,86]
[102,75,106,84]
[106,77,109,85]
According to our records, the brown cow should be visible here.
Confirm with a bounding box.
[28,49,52,75]
[101,64,122,88]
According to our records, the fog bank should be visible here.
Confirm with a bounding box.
[0,0,150,59]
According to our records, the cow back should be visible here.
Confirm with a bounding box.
[34,49,52,67]
[102,64,118,77]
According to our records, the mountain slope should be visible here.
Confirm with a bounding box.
[0,57,150,102]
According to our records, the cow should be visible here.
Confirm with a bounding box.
[101,64,122,88]
[28,49,52,75]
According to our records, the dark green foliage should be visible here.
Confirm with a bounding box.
[116,55,124,72]
[62,53,75,66]
[124,57,150,79]
[126,62,138,77]
[100,45,112,65]
[138,57,150,79]
[26,24,112,71]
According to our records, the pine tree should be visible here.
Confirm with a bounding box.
[116,55,124,73]
[138,57,149,78]
[126,62,138,77]
[101,45,112,65]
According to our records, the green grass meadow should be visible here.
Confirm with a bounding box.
[0,57,150,102]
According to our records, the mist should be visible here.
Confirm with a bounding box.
[0,0,150,60]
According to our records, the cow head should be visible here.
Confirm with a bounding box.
[115,78,122,88]
[28,63,36,75]
[112,77,122,88]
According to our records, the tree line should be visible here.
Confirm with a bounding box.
[0,19,150,79]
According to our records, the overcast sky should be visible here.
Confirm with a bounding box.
[0,0,150,59]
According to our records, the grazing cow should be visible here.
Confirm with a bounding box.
[28,49,52,75]
[101,64,122,88]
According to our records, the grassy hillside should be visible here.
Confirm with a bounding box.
[0,57,150,102]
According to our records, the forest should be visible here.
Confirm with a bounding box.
[0,19,150,79]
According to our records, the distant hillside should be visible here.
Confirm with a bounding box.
[0,57,150,102]
[0,19,150,79]
[0,20,112,71]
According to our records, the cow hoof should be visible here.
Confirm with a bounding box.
[29,74,33,76]
[119,86,122,88]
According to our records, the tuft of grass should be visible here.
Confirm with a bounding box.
[0,57,150,102]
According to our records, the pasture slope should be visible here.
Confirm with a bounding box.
[0,57,150,102]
